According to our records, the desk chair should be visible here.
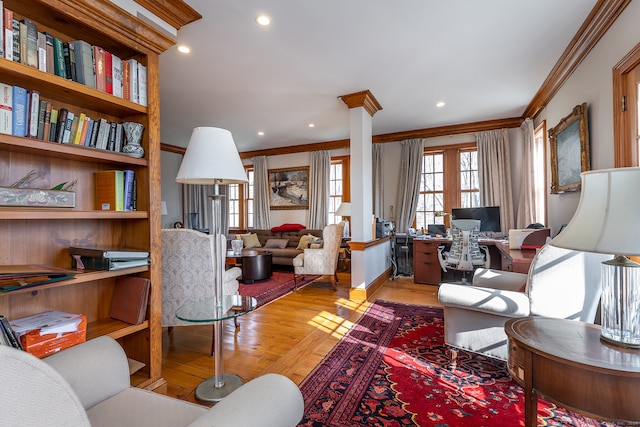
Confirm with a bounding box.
[437,219,490,283]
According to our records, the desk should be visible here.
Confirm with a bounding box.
[505,317,640,426]
[412,238,536,284]
[176,295,257,402]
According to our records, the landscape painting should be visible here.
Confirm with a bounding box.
[269,167,309,210]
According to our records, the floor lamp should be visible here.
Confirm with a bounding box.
[175,127,248,400]
[550,167,640,348]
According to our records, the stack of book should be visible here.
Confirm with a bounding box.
[69,247,149,271]
[0,264,77,293]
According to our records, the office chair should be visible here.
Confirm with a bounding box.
[437,219,490,283]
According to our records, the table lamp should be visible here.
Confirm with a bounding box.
[175,127,248,398]
[550,167,640,348]
[336,202,351,237]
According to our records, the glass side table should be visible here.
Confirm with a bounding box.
[176,294,257,402]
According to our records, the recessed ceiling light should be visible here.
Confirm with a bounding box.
[177,45,191,54]
[258,131,265,136]
[256,15,271,26]
[436,101,446,108]
[308,123,315,128]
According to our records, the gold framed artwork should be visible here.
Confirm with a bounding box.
[268,167,309,210]
[549,102,590,194]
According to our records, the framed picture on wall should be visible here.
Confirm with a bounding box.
[549,102,590,194]
[268,167,309,210]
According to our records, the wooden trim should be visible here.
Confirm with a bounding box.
[524,0,631,120]
[339,90,383,116]
[612,42,640,167]
[133,0,202,30]
[160,142,186,155]
[240,139,349,159]
[348,267,392,301]
[348,235,392,251]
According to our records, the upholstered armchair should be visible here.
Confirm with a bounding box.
[437,243,612,360]
[0,336,304,427]
[161,228,242,328]
[292,223,344,289]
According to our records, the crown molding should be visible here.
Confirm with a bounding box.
[339,90,383,116]
[133,0,202,30]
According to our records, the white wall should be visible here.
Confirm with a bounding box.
[534,0,640,234]
[160,151,183,229]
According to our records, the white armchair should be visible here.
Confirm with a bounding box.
[292,223,344,289]
[0,336,303,427]
[162,228,241,328]
[437,243,612,360]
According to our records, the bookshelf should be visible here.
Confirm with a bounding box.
[0,0,181,390]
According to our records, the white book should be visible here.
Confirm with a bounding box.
[112,54,123,98]
[137,62,147,107]
[0,82,12,135]
[61,111,74,143]
[28,91,39,138]
[4,9,11,61]
[127,58,139,104]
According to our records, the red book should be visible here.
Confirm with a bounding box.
[110,276,150,324]
[104,51,113,94]
[93,45,106,92]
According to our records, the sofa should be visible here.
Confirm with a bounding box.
[233,224,323,266]
[0,335,304,427]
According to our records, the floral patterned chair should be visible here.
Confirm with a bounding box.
[292,223,344,290]
[161,229,242,352]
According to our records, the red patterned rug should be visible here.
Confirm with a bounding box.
[238,270,320,308]
[297,300,620,427]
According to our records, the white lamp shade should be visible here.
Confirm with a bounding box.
[176,127,248,185]
[335,202,351,216]
[550,167,640,255]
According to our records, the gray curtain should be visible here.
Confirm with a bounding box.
[476,129,515,233]
[182,184,229,234]
[308,150,330,229]
[516,119,536,228]
[394,139,424,233]
[372,143,384,218]
[252,155,271,229]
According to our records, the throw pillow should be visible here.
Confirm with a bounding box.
[296,234,316,250]
[240,233,261,249]
[264,238,289,249]
[271,223,306,232]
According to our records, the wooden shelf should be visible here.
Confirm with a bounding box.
[0,209,149,220]
[87,318,149,341]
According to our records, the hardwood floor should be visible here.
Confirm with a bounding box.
[161,272,441,405]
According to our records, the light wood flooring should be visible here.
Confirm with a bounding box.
[161,271,440,405]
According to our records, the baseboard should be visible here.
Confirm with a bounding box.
[349,267,392,301]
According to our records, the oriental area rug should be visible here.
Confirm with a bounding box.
[238,271,319,308]
[297,300,620,427]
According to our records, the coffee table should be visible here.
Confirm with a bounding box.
[176,295,257,402]
[226,250,272,283]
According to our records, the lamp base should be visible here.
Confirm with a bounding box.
[600,255,640,348]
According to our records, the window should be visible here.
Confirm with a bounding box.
[228,183,240,228]
[329,156,350,225]
[227,167,253,230]
[245,169,254,229]
[613,43,640,167]
[414,143,478,231]
[533,122,548,225]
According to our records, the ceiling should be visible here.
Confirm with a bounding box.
[158,0,597,153]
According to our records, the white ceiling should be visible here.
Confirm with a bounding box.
[158,0,597,153]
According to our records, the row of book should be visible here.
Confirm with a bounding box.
[0,3,147,105]
[95,169,138,212]
[70,246,150,272]
[0,82,144,153]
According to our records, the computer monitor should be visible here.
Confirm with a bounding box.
[450,206,501,232]
[427,224,447,236]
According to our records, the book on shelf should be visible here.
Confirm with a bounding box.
[68,246,150,259]
[36,99,46,140]
[27,90,39,138]
[11,85,27,137]
[122,59,130,100]
[44,32,54,74]
[112,54,123,98]
[0,315,22,349]
[95,169,124,211]
[52,36,66,78]
[42,101,52,141]
[71,40,95,89]
[37,31,46,72]
[123,169,134,211]
[48,108,58,142]
[55,108,67,143]
[109,276,150,324]
[63,41,76,82]
[105,50,113,94]
[17,19,26,65]
[61,110,74,143]
[20,19,37,68]
[0,264,77,293]
[0,3,4,59]
[11,17,19,63]
[3,8,11,61]
[93,45,106,92]
[0,82,12,135]
[71,256,149,271]
[127,58,139,104]
[137,62,147,107]
[10,311,86,358]
[114,122,124,152]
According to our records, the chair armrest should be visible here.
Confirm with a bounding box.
[44,336,130,410]
[472,268,527,292]
[188,374,304,427]
[438,283,530,317]
[223,266,242,281]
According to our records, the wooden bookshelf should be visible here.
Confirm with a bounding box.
[0,0,176,390]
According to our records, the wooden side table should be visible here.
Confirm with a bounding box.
[505,317,640,426]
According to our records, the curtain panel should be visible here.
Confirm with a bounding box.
[394,139,424,233]
[516,118,537,228]
[182,184,230,235]
[373,143,385,218]
[252,155,271,229]
[308,150,331,229]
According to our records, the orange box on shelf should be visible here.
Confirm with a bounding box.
[9,311,87,358]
